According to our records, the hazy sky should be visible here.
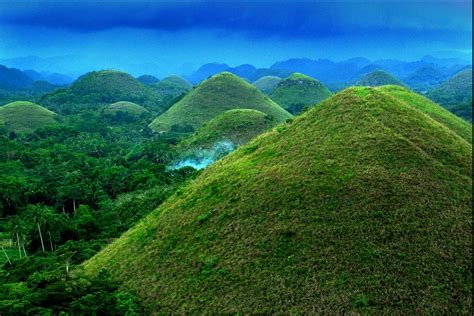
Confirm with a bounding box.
[0,0,471,76]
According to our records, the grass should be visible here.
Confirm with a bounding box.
[179,109,277,149]
[0,101,57,134]
[103,101,148,117]
[150,75,192,98]
[253,76,282,94]
[356,70,406,87]
[269,72,332,114]
[85,87,472,314]
[149,72,292,132]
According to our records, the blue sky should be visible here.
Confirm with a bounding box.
[0,0,471,76]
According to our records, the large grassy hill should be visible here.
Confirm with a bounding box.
[0,101,57,134]
[179,109,277,149]
[149,72,292,132]
[40,70,162,114]
[428,69,472,121]
[85,87,472,314]
[269,73,332,114]
[150,75,192,99]
[356,70,406,87]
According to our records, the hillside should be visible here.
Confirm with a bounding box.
[85,87,472,314]
[40,70,163,114]
[0,101,57,133]
[149,72,292,132]
[356,70,406,87]
[102,101,149,122]
[403,66,448,92]
[136,75,159,85]
[150,75,192,99]
[0,64,33,90]
[253,76,282,94]
[427,69,472,121]
[180,109,277,149]
[269,73,332,114]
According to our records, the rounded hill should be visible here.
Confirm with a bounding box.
[253,76,282,94]
[0,101,57,134]
[86,87,472,314]
[356,70,406,87]
[40,70,162,114]
[102,101,148,122]
[269,72,332,114]
[150,75,192,99]
[179,109,277,149]
[149,72,292,132]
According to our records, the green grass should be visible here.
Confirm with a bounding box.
[85,87,472,314]
[149,72,292,132]
[253,76,282,94]
[103,101,149,117]
[150,75,192,98]
[179,109,277,149]
[377,85,472,143]
[356,70,406,87]
[0,101,57,134]
[269,72,332,114]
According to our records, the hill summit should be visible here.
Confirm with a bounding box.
[40,70,162,114]
[149,72,291,132]
[0,101,57,134]
[356,70,406,87]
[86,87,472,314]
[253,76,282,94]
[269,73,332,114]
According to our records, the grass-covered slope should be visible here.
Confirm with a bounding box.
[253,76,282,94]
[269,73,332,114]
[428,69,472,121]
[179,109,277,149]
[149,72,291,132]
[40,70,162,114]
[356,70,406,87]
[85,87,472,314]
[0,101,57,133]
[377,85,472,143]
[150,75,192,99]
[102,101,149,122]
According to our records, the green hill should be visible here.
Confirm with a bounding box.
[149,72,292,132]
[356,70,406,87]
[269,73,332,114]
[150,75,192,99]
[85,87,472,314]
[180,109,277,149]
[253,76,282,94]
[0,101,57,134]
[40,70,162,114]
[102,101,149,122]
[136,75,159,85]
[427,69,472,121]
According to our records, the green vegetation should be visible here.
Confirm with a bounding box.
[40,70,163,114]
[428,69,472,121]
[86,87,472,313]
[179,109,277,149]
[149,72,292,132]
[102,101,149,123]
[253,76,282,94]
[269,72,332,114]
[356,70,406,87]
[0,101,57,134]
[150,75,192,99]
[136,74,159,85]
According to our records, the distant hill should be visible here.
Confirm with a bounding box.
[136,75,160,85]
[253,76,282,94]
[403,66,449,92]
[149,72,292,132]
[269,73,332,114]
[427,69,472,121]
[356,70,406,87]
[40,70,163,114]
[180,109,277,149]
[150,75,192,99]
[0,101,57,134]
[102,101,149,123]
[86,86,472,314]
[0,64,33,90]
